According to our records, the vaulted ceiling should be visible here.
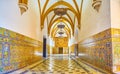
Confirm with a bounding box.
[19,0,102,39]
[38,0,84,38]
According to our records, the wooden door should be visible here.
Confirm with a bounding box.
[59,47,63,54]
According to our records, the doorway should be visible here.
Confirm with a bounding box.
[59,47,63,54]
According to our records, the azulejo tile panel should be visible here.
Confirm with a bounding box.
[0,27,42,73]
[111,28,120,72]
[54,37,68,47]
[78,28,113,73]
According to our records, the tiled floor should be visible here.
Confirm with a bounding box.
[10,56,108,74]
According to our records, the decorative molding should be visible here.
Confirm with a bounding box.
[92,0,102,12]
[18,0,28,15]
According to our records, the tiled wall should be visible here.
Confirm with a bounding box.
[78,28,113,73]
[69,44,77,55]
[0,27,42,73]
[69,44,75,53]
[54,47,58,54]
[111,28,120,72]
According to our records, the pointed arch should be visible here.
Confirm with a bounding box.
[41,1,79,29]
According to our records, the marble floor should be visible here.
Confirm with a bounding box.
[10,55,110,74]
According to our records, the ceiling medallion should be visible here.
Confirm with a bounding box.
[54,8,67,16]
[92,0,102,12]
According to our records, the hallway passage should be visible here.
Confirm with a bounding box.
[11,56,107,74]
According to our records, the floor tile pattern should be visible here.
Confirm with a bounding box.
[72,57,111,74]
[18,56,106,74]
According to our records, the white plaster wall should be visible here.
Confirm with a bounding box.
[111,0,120,28]
[0,0,42,41]
[68,20,78,46]
[78,0,111,41]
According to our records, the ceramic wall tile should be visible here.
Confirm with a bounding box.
[54,37,68,47]
[78,28,113,73]
[111,28,120,72]
[0,27,42,73]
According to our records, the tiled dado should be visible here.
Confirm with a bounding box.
[111,28,120,72]
[0,27,42,73]
[78,28,113,73]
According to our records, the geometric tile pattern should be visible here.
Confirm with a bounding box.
[19,56,104,74]
[111,28,120,73]
[73,57,112,74]
[1,27,119,73]
[78,28,113,73]
[0,27,42,73]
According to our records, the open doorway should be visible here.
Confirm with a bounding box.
[59,47,63,54]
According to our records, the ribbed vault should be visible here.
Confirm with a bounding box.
[37,0,84,39]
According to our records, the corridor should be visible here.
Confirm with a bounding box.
[11,55,107,74]
[0,0,120,74]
